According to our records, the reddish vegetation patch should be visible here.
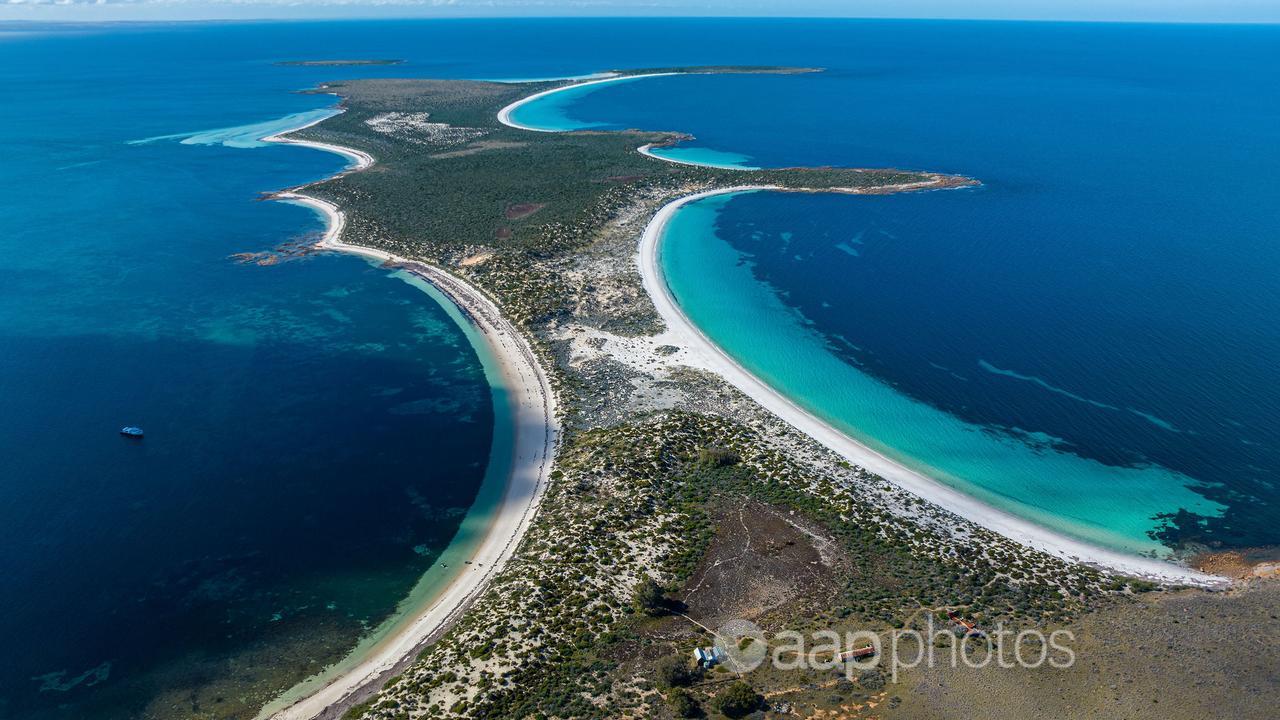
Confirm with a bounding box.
[495,227,513,240]
[1191,546,1280,579]
[504,202,546,220]
[677,500,846,627]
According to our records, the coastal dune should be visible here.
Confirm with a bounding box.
[260,123,560,720]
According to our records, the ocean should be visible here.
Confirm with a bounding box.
[0,20,527,720]
[511,21,1280,558]
[1,17,1276,720]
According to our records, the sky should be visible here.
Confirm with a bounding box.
[1,0,1277,24]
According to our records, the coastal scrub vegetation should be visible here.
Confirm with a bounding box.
[714,681,762,718]
[270,70,1247,720]
[290,75,966,328]
[632,578,668,617]
[342,412,1107,719]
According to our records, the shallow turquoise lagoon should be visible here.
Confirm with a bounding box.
[661,192,1222,555]
[4,17,1277,720]
[510,21,1280,558]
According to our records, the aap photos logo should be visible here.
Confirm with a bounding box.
[713,618,768,672]
[703,616,1076,683]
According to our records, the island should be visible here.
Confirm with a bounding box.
[276,59,406,67]
[259,68,1276,720]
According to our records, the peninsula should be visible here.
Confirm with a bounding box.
[261,69,1273,720]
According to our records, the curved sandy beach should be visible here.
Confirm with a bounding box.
[496,72,677,131]
[498,74,1225,586]
[263,106,375,171]
[253,72,1223,717]
[259,123,560,719]
[638,188,1224,588]
[636,142,762,170]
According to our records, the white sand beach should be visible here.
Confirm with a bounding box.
[635,142,763,170]
[494,71,1225,586]
[496,72,678,131]
[256,73,1223,717]
[637,187,1226,588]
[258,124,560,720]
[262,108,375,171]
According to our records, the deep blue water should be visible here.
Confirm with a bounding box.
[0,20,539,720]
[2,17,1277,720]
[514,22,1280,555]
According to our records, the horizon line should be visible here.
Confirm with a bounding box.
[3,15,1280,27]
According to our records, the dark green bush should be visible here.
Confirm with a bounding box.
[668,688,701,718]
[714,681,761,718]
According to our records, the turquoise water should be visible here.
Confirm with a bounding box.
[508,75,655,130]
[8,17,900,718]
[644,145,759,170]
[508,22,1280,558]
[4,17,1277,720]
[0,22,514,720]
[129,108,339,149]
[662,193,1219,555]
[509,76,761,168]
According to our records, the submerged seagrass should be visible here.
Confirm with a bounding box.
[8,19,1277,720]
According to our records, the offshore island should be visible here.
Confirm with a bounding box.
[257,68,1277,720]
